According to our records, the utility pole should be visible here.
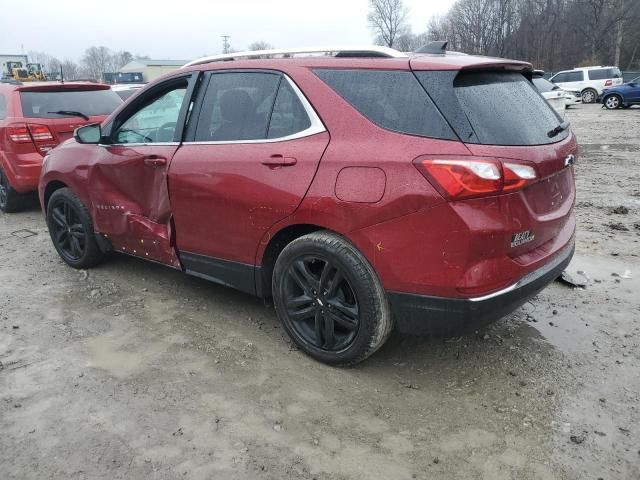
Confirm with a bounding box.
[221,35,231,54]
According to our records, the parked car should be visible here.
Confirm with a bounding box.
[532,75,567,114]
[601,75,640,109]
[550,66,623,103]
[111,83,145,101]
[38,45,576,365]
[562,88,582,107]
[0,81,122,212]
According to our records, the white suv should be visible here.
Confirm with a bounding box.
[550,66,623,103]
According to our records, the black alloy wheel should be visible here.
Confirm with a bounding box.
[273,231,393,366]
[283,255,360,351]
[46,188,104,268]
[50,199,87,262]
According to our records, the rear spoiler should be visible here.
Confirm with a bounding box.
[17,83,112,92]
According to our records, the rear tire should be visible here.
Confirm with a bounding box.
[272,231,393,366]
[604,95,621,110]
[582,88,597,104]
[46,188,104,269]
[0,167,24,213]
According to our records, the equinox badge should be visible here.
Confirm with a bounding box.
[511,230,536,248]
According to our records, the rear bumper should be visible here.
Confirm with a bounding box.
[388,239,574,336]
[0,153,43,193]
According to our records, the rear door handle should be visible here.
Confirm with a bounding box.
[143,155,167,167]
[261,154,297,167]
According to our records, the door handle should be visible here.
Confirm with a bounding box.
[143,155,167,167]
[261,154,297,167]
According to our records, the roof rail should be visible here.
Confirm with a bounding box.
[182,45,407,68]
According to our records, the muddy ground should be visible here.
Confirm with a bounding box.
[1,104,639,480]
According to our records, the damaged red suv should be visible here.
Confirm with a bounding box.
[0,81,121,212]
[39,45,576,365]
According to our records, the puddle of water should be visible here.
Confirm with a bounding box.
[579,143,640,153]
[530,253,639,354]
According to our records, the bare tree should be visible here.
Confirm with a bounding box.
[81,46,113,81]
[60,59,80,80]
[368,0,409,47]
[112,51,134,70]
[249,41,274,51]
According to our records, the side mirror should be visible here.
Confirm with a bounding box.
[74,123,102,144]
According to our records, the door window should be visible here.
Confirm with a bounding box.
[552,71,583,83]
[267,80,311,139]
[114,84,187,144]
[0,94,6,120]
[194,72,280,141]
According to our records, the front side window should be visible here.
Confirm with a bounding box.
[114,84,187,144]
[194,72,280,141]
[553,71,583,83]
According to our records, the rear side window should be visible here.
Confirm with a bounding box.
[20,89,122,119]
[588,68,621,80]
[553,71,583,83]
[194,72,280,141]
[314,69,456,140]
[415,71,567,146]
[267,81,311,139]
[0,94,6,120]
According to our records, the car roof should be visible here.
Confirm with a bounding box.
[179,52,531,74]
[555,65,618,73]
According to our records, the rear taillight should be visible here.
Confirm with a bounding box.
[7,123,55,155]
[604,79,613,86]
[7,124,32,143]
[413,156,537,200]
[28,124,54,142]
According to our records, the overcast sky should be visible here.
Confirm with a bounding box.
[1,0,455,62]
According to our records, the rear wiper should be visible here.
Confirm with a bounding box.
[47,110,90,121]
[547,120,570,138]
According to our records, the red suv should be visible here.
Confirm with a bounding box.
[0,81,121,212]
[38,46,576,365]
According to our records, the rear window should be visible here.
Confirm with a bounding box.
[415,71,567,146]
[314,69,456,140]
[0,94,6,120]
[533,77,559,93]
[20,89,122,119]
[588,68,622,80]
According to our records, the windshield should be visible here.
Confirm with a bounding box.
[20,89,122,119]
[415,71,568,146]
[533,77,559,93]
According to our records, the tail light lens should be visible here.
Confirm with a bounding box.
[414,156,537,200]
[6,123,55,155]
[604,79,612,86]
[28,124,55,142]
[7,124,32,143]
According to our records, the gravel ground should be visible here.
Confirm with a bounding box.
[0,103,638,480]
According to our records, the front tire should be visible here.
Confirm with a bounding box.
[582,88,597,104]
[0,167,24,213]
[46,188,104,269]
[604,95,621,110]
[272,231,393,366]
